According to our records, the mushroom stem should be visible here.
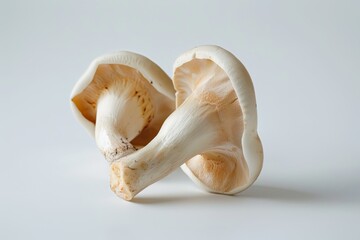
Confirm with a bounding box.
[110,95,225,200]
[95,85,151,162]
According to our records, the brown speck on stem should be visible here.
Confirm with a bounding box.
[140,162,148,170]
[230,98,238,104]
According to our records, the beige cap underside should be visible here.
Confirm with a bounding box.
[70,51,175,146]
[174,46,263,194]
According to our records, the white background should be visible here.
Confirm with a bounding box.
[1,1,359,239]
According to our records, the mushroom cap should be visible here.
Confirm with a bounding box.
[173,45,263,194]
[70,51,175,139]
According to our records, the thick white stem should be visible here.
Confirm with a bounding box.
[95,91,147,162]
[110,96,225,200]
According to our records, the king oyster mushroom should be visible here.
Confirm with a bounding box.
[71,51,175,162]
[110,45,263,200]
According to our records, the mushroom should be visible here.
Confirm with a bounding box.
[110,45,263,200]
[71,51,175,162]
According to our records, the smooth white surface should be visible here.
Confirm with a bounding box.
[0,1,359,239]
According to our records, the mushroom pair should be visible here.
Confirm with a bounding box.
[71,45,263,201]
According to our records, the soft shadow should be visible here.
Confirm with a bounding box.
[241,185,322,202]
[131,194,210,205]
[131,185,322,205]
